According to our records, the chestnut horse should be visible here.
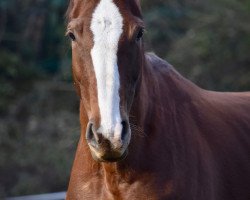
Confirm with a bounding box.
[65,0,250,199]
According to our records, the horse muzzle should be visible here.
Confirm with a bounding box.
[86,121,130,162]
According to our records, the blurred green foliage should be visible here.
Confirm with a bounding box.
[144,0,250,91]
[0,0,249,197]
[0,50,37,113]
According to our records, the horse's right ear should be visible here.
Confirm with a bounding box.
[66,0,74,21]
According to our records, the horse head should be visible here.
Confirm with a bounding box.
[67,0,144,162]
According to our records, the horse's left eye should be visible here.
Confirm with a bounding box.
[136,28,144,41]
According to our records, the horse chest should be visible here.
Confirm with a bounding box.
[78,176,173,200]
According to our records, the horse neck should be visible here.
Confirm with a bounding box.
[131,52,194,131]
[128,52,206,172]
[129,55,217,197]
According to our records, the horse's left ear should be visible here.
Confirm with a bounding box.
[135,0,141,8]
[130,0,142,17]
[135,0,142,12]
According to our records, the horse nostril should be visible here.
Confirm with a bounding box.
[121,121,128,141]
[86,123,101,146]
[86,123,93,141]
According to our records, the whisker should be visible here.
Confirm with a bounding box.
[129,122,147,138]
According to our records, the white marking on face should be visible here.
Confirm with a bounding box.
[90,0,123,139]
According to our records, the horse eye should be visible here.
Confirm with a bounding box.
[68,32,76,41]
[136,28,144,41]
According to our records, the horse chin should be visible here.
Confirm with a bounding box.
[90,148,128,163]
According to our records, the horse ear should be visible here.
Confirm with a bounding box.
[130,0,142,17]
[66,0,74,21]
[135,0,141,8]
[135,0,142,12]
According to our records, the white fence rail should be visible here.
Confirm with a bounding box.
[6,192,66,200]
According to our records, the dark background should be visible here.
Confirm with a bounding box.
[0,0,249,198]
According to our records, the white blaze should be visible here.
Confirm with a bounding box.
[90,0,123,138]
